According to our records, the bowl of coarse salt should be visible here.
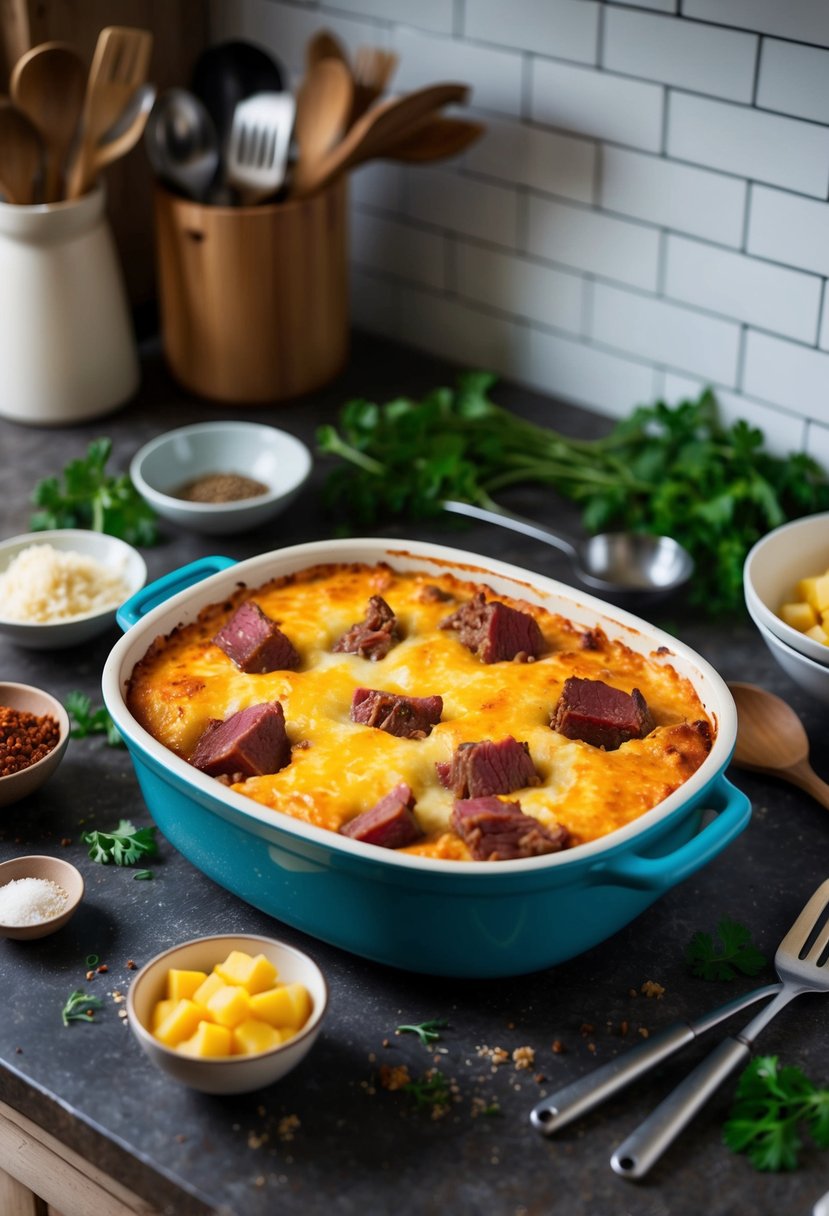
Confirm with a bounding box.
[0,855,84,940]
[0,529,147,649]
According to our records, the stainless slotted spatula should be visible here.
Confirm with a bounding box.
[610,877,829,1179]
[226,90,295,205]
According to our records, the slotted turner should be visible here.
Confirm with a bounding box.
[610,877,829,1178]
[226,90,295,205]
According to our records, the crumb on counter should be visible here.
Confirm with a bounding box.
[512,1046,535,1071]
[641,980,665,999]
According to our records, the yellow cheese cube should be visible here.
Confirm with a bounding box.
[193,971,226,1006]
[151,998,177,1031]
[214,950,278,994]
[796,576,821,609]
[814,573,829,613]
[154,999,204,1046]
[780,601,816,633]
[166,968,209,1001]
[806,624,829,645]
[232,1017,284,1056]
[206,984,249,1028]
[177,1021,233,1058]
[249,982,311,1031]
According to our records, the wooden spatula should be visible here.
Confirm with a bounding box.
[0,98,42,203]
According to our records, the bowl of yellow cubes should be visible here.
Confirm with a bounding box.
[126,934,328,1094]
[744,512,829,671]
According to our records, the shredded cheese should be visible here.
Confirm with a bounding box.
[0,543,129,622]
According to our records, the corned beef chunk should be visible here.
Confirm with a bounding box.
[436,737,540,798]
[440,592,543,663]
[552,677,653,750]
[213,600,300,673]
[350,687,443,738]
[451,796,569,861]
[340,783,422,849]
[191,701,291,778]
[333,595,399,660]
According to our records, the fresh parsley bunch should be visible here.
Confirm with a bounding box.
[31,437,158,546]
[82,819,158,866]
[686,918,767,981]
[725,1056,829,1171]
[66,692,124,747]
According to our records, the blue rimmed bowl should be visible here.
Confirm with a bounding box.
[101,539,749,978]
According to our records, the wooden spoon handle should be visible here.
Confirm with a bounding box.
[786,760,829,810]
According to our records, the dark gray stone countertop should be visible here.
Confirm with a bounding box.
[1,333,828,1216]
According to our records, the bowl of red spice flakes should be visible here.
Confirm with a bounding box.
[0,683,70,808]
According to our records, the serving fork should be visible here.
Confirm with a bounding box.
[610,877,829,1178]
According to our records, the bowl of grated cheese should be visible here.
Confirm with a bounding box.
[0,529,147,649]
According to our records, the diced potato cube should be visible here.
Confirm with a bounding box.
[249,983,311,1031]
[796,576,821,610]
[206,984,250,1028]
[166,969,209,1001]
[232,1017,284,1056]
[154,999,204,1046]
[177,1021,233,1058]
[215,950,278,994]
[806,624,829,645]
[780,601,816,633]
[814,573,829,613]
[193,972,226,1006]
[151,998,177,1031]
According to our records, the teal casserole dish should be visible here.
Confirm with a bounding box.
[102,539,750,978]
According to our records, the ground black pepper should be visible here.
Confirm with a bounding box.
[0,706,60,777]
[174,473,268,503]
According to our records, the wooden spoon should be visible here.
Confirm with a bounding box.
[11,42,86,202]
[306,28,349,72]
[0,0,30,90]
[294,57,353,184]
[350,46,399,126]
[0,98,42,203]
[729,681,829,809]
[384,115,484,163]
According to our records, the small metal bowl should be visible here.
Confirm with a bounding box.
[129,421,313,536]
[0,683,70,808]
[0,855,84,940]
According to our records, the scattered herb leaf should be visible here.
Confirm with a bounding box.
[85,953,99,967]
[724,1055,829,1171]
[686,918,767,981]
[133,869,154,881]
[317,377,829,616]
[396,1017,450,1047]
[402,1068,451,1112]
[82,819,158,867]
[61,990,104,1026]
[30,436,158,546]
[66,691,124,747]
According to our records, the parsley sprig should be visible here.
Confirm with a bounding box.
[61,990,104,1026]
[402,1068,451,1111]
[66,692,124,747]
[82,819,158,866]
[396,1017,450,1047]
[318,376,829,615]
[724,1056,829,1171]
[31,437,158,546]
[686,918,767,981]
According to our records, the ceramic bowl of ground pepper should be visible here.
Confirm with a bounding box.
[0,854,83,939]
[0,683,70,808]
[129,421,313,536]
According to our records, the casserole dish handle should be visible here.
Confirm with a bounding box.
[589,775,750,892]
[116,556,237,631]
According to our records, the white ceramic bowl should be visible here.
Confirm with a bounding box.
[127,933,328,1094]
[130,421,313,536]
[0,529,147,650]
[744,512,829,667]
[0,683,70,807]
[0,855,83,939]
[749,610,829,704]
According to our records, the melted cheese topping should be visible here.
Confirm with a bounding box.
[126,563,713,861]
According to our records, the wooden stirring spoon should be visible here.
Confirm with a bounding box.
[0,98,42,203]
[729,681,829,808]
[11,42,86,202]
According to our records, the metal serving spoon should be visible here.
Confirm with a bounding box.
[728,681,829,809]
[442,500,694,600]
[144,88,220,201]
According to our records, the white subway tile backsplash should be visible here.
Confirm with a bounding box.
[527,197,660,291]
[757,41,829,125]
[392,27,522,116]
[748,187,829,279]
[817,292,829,352]
[806,422,829,471]
[351,211,446,289]
[599,147,745,246]
[465,116,596,205]
[349,161,404,211]
[465,0,599,65]
[402,167,519,246]
[396,284,529,378]
[531,59,664,152]
[606,0,676,10]
[668,93,829,198]
[743,332,829,423]
[208,0,383,73]
[665,236,822,344]
[683,0,829,50]
[324,0,453,36]
[456,243,584,334]
[524,329,656,416]
[351,269,400,339]
[603,8,757,103]
[592,283,741,383]
[662,373,807,456]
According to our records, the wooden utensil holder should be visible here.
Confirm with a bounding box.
[153,179,349,403]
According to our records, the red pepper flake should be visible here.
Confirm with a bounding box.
[96,964,108,974]
[126,959,137,970]
[551,1040,566,1054]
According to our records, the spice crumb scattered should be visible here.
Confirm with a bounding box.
[551,1040,566,1054]
[476,1045,509,1066]
[277,1115,300,1142]
[512,1046,535,1071]
[247,1131,268,1149]
[638,1027,650,1038]
[126,959,137,970]
[379,1064,412,1091]
[641,980,665,999]
[579,1023,595,1037]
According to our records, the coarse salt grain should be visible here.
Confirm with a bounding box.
[0,543,130,623]
[0,876,69,926]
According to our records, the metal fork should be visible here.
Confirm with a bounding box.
[610,877,829,1179]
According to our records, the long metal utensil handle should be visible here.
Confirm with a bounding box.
[530,983,780,1136]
